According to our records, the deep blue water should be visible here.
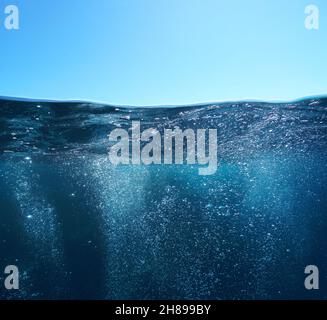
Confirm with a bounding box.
[0,97,326,299]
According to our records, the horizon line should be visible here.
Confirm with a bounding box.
[0,94,327,108]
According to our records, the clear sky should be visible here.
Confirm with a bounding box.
[0,0,326,105]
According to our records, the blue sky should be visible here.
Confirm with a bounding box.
[0,0,326,105]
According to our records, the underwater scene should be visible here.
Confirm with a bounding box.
[0,96,326,299]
